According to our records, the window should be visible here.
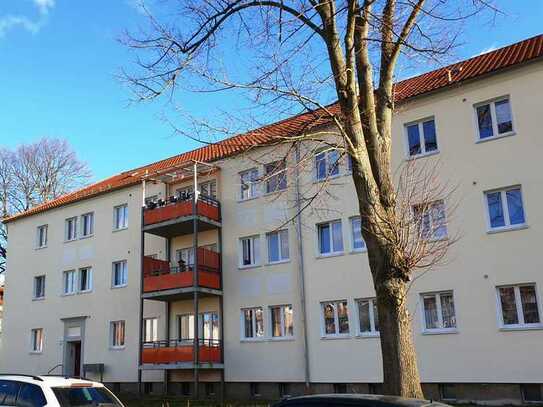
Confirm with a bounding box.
[317,220,343,255]
[356,298,379,336]
[199,180,217,198]
[405,118,438,157]
[81,212,94,237]
[250,383,260,397]
[33,275,45,299]
[79,267,93,292]
[267,230,289,263]
[241,307,264,339]
[475,97,513,140]
[522,384,542,402]
[264,161,287,193]
[113,204,128,230]
[240,168,259,200]
[36,225,48,248]
[65,217,77,241]
[181,383,191,396]
[205,383,215,397]
[413,200,447,240]
[422,291,457,332]
[239,236,260,267]
[485,187,526,231]
[63,270,77,295]
[178,313,219,341]
[17,383,47,407]
[350,217,366,251]
[270,305,294,338]
[144,195,158,205]
[31,328,43,352]
[178,314,194,340]
[440,384,457,401]
[334,384,348,394]
[111,321,126,348]
[144,318,158,342]
[279,383,290,398]
[176,247,194,269]
[112,261,128,288]
[0,380,22,406]
[497,284,541,328]
[321,300,350,336]
[315,149,340,181]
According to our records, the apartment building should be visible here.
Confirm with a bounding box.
[2,34,543,404]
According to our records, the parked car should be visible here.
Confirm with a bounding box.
[272,394,450,407]
[0,375,124,407]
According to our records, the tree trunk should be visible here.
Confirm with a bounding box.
[369,247,424,398]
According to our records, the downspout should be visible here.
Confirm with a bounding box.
[294,143,311,390]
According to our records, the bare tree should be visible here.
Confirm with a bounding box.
[0,138,92,275]
[122,0,497,397]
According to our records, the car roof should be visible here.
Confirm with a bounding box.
[0,375,104,388]
[274,394,449,407]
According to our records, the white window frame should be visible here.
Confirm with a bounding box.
[240,307,265,340]
[266,229,289,264]
[413,200,448,241]
[144,317,158,342]
[350,216,366,252]
[80,212,94,237]
[484,186,527,232]
[33,275,46,300]
[199,180,217,198]
[63,270,77,295]
[474,96,515,142]
[36,225,48,249]
[239,235,260,268]
[420,291,457,334]
[240,168,259,201]
[78,267,93,293]
[113,204,128,230]
[403,117,439,158]
[320,300,350,338]
[317,220,344,256]
[264,161,287,194]
[355,298,379,337]
[112,260,128,288]
[110,320,126,349]
[30,328,44,353]
[314,149,340,181]
[65,217,78,241]
[496,284,543,330]
[269,304,294,339]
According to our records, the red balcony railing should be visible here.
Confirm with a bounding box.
[143,195,221,226]
[143,248,221,293]
[142,339,222,365]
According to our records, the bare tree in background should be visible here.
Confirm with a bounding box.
[0,138,92,275]
[123,0,497,397]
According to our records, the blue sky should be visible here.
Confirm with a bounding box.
[1,1,542,182]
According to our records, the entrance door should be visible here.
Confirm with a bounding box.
[67,341,82,377]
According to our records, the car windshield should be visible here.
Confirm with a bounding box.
[52,386,123,407]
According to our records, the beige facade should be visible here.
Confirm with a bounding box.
[1,55,543,404]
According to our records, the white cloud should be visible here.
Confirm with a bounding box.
[33,0,56,15]
[0,0,55,38]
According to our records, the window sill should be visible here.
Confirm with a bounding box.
[78,290,93,295]
[405,150,440,161]
[269,336,295,342]
[349,248,367,255]
[422,328,458,335]
[475,131,516,144]
[237,196,259,204]
[240,338,267,343]
[111,284,128,289]
[62,292,77,297]
[64,239,77,244]
[29,351,43,355]
[313,173,342,184]
[112,227,128,233]
[499,324,543,332]
[266,259,290,266]
[487,224,528,235]
[79,234,94,240]
[32,297,45,302]
[35,246,47,251]
[238,264,262,271]
[109,346,126,351]
[263,189,287,198]
[320,334,351,340]
[316,252,345,259]
[355,333,380,339]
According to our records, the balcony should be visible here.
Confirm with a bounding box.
[142,249,221,300]
[141,339,223,369]
[143,195,221,238]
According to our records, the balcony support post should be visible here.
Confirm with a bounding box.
[138,205,145,396]
[163,301,170,395]
[192,164,200,400]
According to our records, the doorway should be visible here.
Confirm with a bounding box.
[66,341,82,377]
[62,317,86,378]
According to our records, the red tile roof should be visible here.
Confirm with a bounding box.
[4,34,543,223]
